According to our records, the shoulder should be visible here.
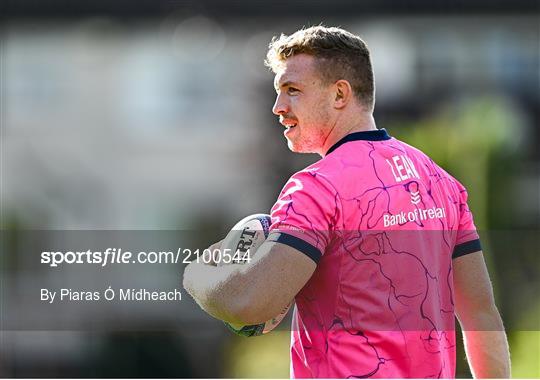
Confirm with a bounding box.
[282,158,341,197]
[277,167,337,204]
[398,138,469,192]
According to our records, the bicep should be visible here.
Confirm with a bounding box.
[453,251,498,325]
[237,240,317,323]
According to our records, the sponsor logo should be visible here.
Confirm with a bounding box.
[408,182,422,205]
[383,206,446,227]
[410,191,421,204]
[383,157,446,228]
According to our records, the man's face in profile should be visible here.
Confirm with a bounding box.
[272,54,334,155]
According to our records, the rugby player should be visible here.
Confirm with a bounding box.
[184,26,510,378]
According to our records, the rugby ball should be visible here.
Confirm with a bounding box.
[219,213,291,337]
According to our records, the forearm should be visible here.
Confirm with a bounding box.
[460,307,511,378]
[182,261,246,325]
[183,241,314,327]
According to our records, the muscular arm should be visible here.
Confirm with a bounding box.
[183,240,316,325]
[453,251,511,378]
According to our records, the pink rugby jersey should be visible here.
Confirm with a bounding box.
[268,129,481,378]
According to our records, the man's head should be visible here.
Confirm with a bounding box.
[266,26,375,155]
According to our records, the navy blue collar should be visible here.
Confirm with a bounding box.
[326,128,391,155]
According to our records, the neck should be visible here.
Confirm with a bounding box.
[319,112,377,157]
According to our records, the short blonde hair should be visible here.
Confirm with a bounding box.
[265,26,375,110]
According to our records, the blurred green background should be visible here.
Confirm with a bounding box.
[1,1,539,378]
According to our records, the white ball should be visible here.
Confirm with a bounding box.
[217,214,271,267]
[219,213,291,337]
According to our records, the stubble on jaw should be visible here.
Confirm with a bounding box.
[300,99,333,154]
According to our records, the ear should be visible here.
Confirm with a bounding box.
[333,80,353,109]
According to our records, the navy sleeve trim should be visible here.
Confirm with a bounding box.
[267,232,322,264]
[452,239,482,259]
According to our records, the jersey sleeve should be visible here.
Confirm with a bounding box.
[453,183,482,259]
[268,170,339,264]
